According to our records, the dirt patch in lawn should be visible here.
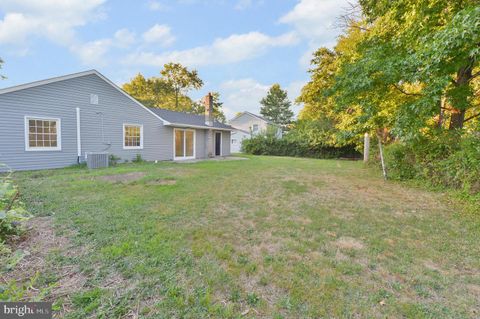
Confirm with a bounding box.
[334,237,365,250]
[1,217,87,304]
[98,172,146,183]
[145,178,177,186]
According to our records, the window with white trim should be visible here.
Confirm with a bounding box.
[25,117,61,151]
[252,124,258,132]
[123,124,143,149]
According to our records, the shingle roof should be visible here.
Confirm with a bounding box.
[149,108,233,130]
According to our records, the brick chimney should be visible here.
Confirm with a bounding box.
[204,93,214,157]
[204,92,213,126]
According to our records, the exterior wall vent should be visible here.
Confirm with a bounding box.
[86,152,109,169]
[90,94,99,105]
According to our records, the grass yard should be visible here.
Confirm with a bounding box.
[7,156,480,318]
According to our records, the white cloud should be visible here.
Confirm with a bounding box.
[142,24,175,47]
[71,39,112,66]
[147,1,168,11]
[235,0,252,10]
[114,28,136,48]
[234,0,264,10]
[220,78,270,119]
[0,0,106,47]
[0,0,114,65]
[72,28,136,66]
[126,31,299,67]
[280,0,351,67]
[218,78,306,120]
[0,13,37,45]
[280,0,349,42]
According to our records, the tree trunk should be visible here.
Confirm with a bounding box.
[436,97,444,128]
[448,61,474,130]
[449,109,466,130]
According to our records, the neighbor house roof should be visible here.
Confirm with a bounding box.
[229,111,274,125]
[231,128,250,134]
[148,108,233,131]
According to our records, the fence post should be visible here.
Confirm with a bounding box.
[377,135,388,181]
[363,133,370,163]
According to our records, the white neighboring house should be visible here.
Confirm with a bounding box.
[228,111,282,153]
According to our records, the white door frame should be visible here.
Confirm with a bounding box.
[173,128,196,160]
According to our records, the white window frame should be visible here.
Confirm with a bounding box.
[24,116,62,151]
[173,128,196,160]
[123,123,144,150]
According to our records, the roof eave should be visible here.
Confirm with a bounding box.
[165,123,233,131]
[0,69,170,125]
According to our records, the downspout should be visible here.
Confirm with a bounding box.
[76,107,81,163]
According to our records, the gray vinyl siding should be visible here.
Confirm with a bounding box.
[222,131,231,156]
[195,129,206,159]
[0,74,173,171]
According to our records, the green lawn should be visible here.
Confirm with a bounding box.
[11,156,480,318]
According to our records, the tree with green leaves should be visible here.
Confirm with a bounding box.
[334,1,480,135]
[160,63,203,109]
[123,73,194,112]
[260,84,294,128]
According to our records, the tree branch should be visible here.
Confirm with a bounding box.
[392,84,423,97]
[464,112,480,122]
[469,70,480,81]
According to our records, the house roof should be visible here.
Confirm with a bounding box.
[229,111,274,125]
[0,69,170,125]
[148,108,233,131]
[0,69,234,131]
[232,128,250,134]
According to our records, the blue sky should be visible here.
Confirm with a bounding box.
[0,0,349,119]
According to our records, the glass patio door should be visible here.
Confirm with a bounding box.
[174,129,195,159]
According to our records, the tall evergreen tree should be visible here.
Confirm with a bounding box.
[260,84,294,127]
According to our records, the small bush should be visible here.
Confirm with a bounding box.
[132,154,144,163]
[242,133,360,159]
[0,176,30,241]
[109,154,121,166]
[384,133,480,194]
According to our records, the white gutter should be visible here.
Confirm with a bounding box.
[76,108,81,161]
[165,123,233,131]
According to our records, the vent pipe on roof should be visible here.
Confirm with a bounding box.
[204,93,213,126]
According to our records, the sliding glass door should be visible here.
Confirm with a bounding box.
[174,129,195,159]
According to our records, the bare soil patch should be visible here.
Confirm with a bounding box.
[98,172,146,183]
[334,236,365,250]
[1,217,87,304]
[145,178,177,186]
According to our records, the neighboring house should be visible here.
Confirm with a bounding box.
[228,111,282,153]
[230,129,250,153]
[0,70,232,171]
